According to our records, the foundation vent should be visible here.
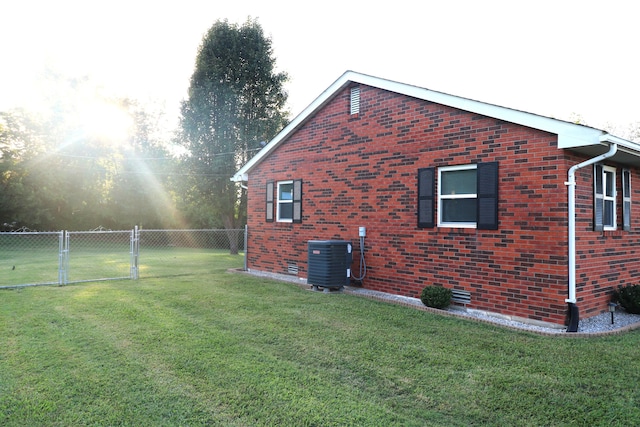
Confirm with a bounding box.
[287,263,299,275]
[451,289,471,306]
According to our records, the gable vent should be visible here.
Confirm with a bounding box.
[350,86,360,115]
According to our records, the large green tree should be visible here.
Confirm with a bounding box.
[106,100,182,230]
[179,18,288,251]
[1,79,181,231]
[0,109,56,230]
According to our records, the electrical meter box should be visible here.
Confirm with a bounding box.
[307,240,352,291]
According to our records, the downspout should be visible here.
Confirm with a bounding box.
[565,142,617,332]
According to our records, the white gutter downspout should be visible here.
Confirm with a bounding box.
[565,142,617,330]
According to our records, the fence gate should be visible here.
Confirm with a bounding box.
[1,228,244,288]
[63,229,135,284]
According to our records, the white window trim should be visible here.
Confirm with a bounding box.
[276,180,294,222]
[603,165,617,231]
[438,164,477,228]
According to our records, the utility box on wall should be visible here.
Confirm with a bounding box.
[307,240,352,291]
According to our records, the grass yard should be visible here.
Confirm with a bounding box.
[0,244,238,287]
[2,254,640,426]
[0,247,60,285]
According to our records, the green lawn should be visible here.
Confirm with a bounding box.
[0,247,60,285]
[1,255,639,426]
[0,245,239,286]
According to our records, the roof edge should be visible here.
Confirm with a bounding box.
[232,71,354,182]
[232,71,638,182]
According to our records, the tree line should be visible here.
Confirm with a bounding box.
[1,18,288,234]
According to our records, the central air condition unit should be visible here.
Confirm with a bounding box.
[307,240,352,292]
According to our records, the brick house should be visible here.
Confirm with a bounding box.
[231,71,640,329]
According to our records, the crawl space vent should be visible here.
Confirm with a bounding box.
[451,289,471,306]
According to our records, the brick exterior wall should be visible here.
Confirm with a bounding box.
[246,84,640,326]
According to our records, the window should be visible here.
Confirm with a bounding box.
[417,162,498,230]
[439,165,477,227]
[594,165,617,231]
[266,179,303,223]
[277,181,294,222]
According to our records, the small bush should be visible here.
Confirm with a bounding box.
[613,284,640,314]
[420,286,452,309]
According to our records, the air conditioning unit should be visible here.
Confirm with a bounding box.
[307,240,352,292]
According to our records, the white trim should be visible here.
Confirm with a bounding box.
[437,164,478,228]
[602,165,617,231]
[276,180,294,222]
[231,71,640,182]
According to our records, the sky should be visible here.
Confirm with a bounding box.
[1,0,639,138]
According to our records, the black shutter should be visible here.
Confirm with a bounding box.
[417,167,435,228]
[594,164,604,231]
[623,169,631,231]
[477,162,499,230]
[266,181,274,222]
[292,179,303,223]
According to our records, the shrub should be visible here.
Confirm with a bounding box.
[613,284,640,314]
[420,286,452,309]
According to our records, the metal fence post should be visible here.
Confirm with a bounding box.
[130,226,140,280]
[58,230,69,286]
[2,228,243,287]
[244,224,248,271]
[58,231,64,285]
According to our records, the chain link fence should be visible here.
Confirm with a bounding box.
[138,229,245,278]
[65,230,135,284]
[0,228,245,288]
[0,232,64,287]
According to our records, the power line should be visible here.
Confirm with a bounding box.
[57,163,237,178]
[51,146,262,161]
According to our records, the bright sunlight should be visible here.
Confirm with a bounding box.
[79,100,133,147]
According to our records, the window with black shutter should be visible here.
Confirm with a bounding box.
[418,162,499,229]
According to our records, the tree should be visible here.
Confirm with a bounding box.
[107,100,183,229]
[0,109,56,230]
[1,75,182,231]
[179,18,289,253]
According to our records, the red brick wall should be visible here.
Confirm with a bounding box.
[246,84,640,325]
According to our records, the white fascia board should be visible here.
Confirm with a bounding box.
[601,133,640,152]
[347,72,610,148]
[231,70,638,181]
